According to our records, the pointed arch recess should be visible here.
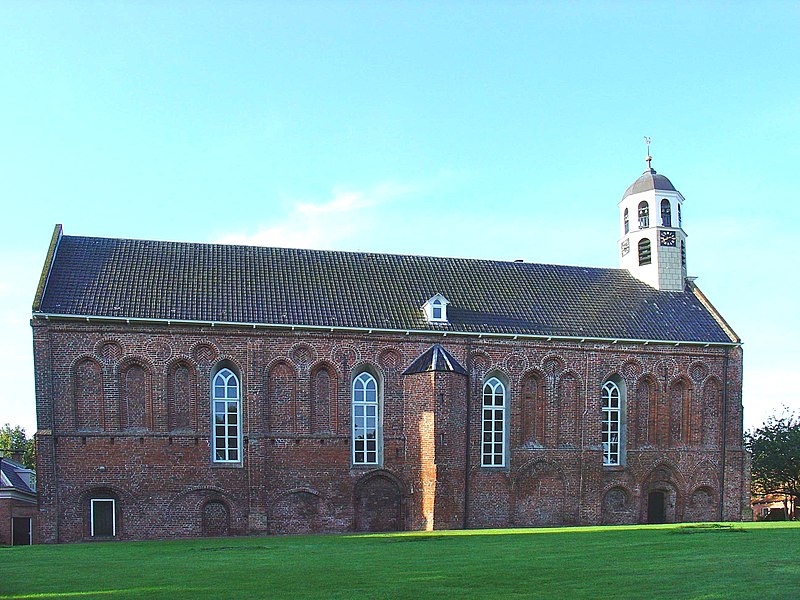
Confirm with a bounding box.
[267,359,298,434]
[310,361,338,434]
[74,356,105,431]
[167,359,197,432]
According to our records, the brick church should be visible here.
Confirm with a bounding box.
[31,159,749,542]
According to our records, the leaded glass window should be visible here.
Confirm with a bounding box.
[481,377,506,467]
[212,368,241,462]
[602,380,621,466]
[352,372,379,465]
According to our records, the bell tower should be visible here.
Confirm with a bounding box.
[618,144,687,291]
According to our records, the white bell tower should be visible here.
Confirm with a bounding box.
[618,144,687,291]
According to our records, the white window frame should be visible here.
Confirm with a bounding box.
[90,498,116,537]
[212,367,242,463]
[602,380,622,466]
[481,377,507,467]
[352,371,380,466]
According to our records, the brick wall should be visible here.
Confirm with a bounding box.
[32,319,748,542]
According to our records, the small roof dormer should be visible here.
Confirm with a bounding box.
[421,294,449,324]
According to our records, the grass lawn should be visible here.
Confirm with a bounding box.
[1,522,799,599]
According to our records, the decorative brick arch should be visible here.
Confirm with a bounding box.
[635,374,660,448]
[72,355,105,432]
[290,342,317,370]
[511,459,569,526]
[165,487,242,537]
[71,484,136,540]
[556,371,582,448]
[641,461,685,524]
[684,485,718,522]
[666,375,692,447]
[265,359,298,434]
[309,360,339,434]
[165,357,198,432]
[518,368,546,447]
[269,488,326,535]
[117,356,154,431]
[701,376,723,448]
[353,470,406,532]
[601,485,636,525]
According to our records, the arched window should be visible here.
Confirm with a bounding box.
[481,377,507,467]
[638,201,649,229]
[638,238,652,266]
[352,371,380,465]
[431,298,443,320]
[212,367,241,463]
[661,199,672,227]
[602,380,623,466]
[678,204,682,226]
[623,208,629,234]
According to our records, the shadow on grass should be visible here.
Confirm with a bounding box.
[671,523,747,534]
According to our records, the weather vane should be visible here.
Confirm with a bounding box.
[644,136,652,169]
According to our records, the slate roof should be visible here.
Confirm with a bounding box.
[403,344,468,376]
[34,227,737,344]
[622,167,678,199]
[0,458,34,495]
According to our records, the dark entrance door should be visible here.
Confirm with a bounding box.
[648,491,666,524]
[12,517,31,545]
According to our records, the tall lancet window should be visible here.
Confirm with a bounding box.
[623,208,630,234]
[638,201,650,228]
[212,367,241,463]
[481,377,507,467]
[352,371,380,465]
[602,380,623,466]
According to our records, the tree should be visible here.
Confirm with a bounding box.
[746,410,800,520]
[0,424,35,470]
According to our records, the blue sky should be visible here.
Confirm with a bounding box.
[1,2,798,435]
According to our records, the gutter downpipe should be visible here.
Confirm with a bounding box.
[463,340,472,530]
[719,347,730,521]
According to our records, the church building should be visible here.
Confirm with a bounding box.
[31,159,749,542]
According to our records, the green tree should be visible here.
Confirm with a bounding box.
[0,424,35,470]
[746,410,800,520]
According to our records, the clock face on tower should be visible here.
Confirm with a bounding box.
[660,230,677,247]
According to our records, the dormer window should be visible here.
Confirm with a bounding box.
[422,294,449,323]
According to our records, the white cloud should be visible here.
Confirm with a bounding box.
[214,180,422,250]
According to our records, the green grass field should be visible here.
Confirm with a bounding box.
[2,522,799,599]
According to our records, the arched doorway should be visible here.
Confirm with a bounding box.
[647,491,666,524]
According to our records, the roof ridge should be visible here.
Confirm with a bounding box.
[59,231,616,272]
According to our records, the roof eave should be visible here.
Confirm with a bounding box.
[32,311,741,348]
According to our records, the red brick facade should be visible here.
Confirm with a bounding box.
[33,319,749,542]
